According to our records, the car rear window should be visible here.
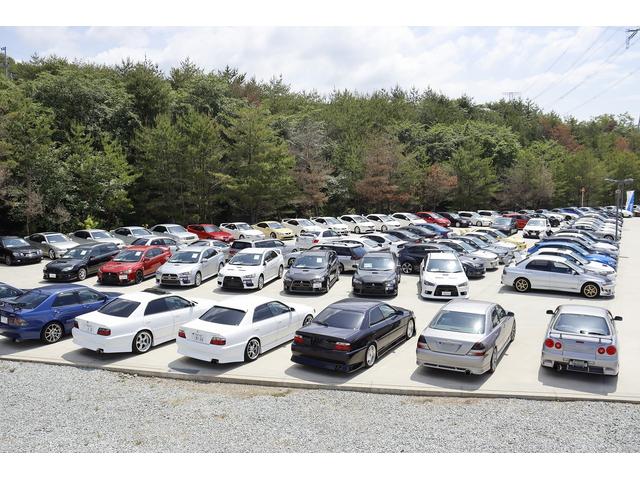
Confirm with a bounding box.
[554,313,610,336]
[98,299,140,318]
[231,241,252,250]
[430,311,486,334]
[6,291,49,309]
[313,307,364,330]
[200,306,246,326]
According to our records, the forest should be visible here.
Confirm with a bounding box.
[1,55,639,234]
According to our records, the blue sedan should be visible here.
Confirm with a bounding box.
[0,285,121,344]
[0,282,24,300]
[528,241,617,269]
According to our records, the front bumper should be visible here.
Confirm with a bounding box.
[284,278,326,293]
[417,347,491,375]
[352,281,397,296]
[43,270,78,281]
[421,284,468,299]
[157,273,195,286]
[218,275,258,289]
[541,350,619,376]
[598,284,615,297]
[9,254,42,264]
[99,272,135,285]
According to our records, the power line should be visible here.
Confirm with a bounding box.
[521,32,576,94]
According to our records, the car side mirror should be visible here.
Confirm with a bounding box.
[263,261,268,266]
[507,311,514,317]
[613,315,623,321]
[546,309,554,315]
[290,307,296,312]
[89,255,96,260]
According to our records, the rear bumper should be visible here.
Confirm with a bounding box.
[71,328,133,353]
[176,337,244,364]
[0,324,43,341]
[541,351,619,375]
[291,345,366,372]
[417,347,491,375]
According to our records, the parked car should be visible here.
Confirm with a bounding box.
[291,299,416,371]
[338,215,376,234]
[218,248,284,290]
[0,236,43,265]
[533,247,616,276]
[217,222,265,241]
[522,218,552,238]
[98,245,171,285]
[436,239,500,270]
[459,235,513,264]
[397,243,446,274]
[68,229,125,248]
[458,211,492,227]
[398,225,439,240]
[477,210,501,224]
[150,224,198,244]
[471,228,527,250]
[360,233,406,254]
[130,236,180,253]
[310,217,349,235]
[391,212,428,226]
[415,211,451,227]
[286,242,366,272]
[284,250,340,294]
[365,214,402,232]
[281,218,323,236]
[0,285,120,344]
[24,232,79,259]
[489,217,518,236]
[72,289,210,354]
[110,226,155,245]
[229,238,297,261]
[186,224,235,243]
[464,231,519,253]
[437,212,471,228]
[183,239,231,259]
[352,252,400,297]
[416,299,516,375]
[0,282,25,300]
[177,296,314,363]
[409,223,452,238]
[386,229,423,244]
[43,243,120,281]
[501,255,615,298]
[529,241,617,269]
[156,246,225,287]
[549,234,618,257]
[420,252,468,300]
[294,229,343,251]
[541,305,620,376]
[502,213,530,230]
[252,221,295,240]
[337,236,387,253]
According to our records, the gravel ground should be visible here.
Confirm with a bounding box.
[1,360,639,452]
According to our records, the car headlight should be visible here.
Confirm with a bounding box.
[179,272,191,278]
[62,266,73,272]
[459,282,469,288]
[423,280,435,287]
[242,274,255,279]
[352,277,362,284]
[385,280,396,287]
[122,269,132,274]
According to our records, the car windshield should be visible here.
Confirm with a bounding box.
[236,223,251,230]
[427,259,463,273]
[377,215,394,222]
[169,251,201,263]
[229,253,262,266]
[62,248,91,259]
[323,217,340,225]
[429,212,445,219]
[98,299,140,318]
[396,231,420,240]
[92,231,111,239]
[430,311,485,334]
[313,307,363,330]
[168,226,187,233]
[0,285,20,298]
[528,219,546,226]
[293,255,327,269]
[129,228,151,236]
[493,218,510,226]
[359,257,395,271]
[7,290,49,309]
[455,241,475,252]
[352,215,367,222]
[298,219,313,226]
[203,225,221,232]
[200,306,246,326]
[3,238,29,247]
[131,238,149,246]
[113,250,145,262]
[466,237,488,248]
[45,234,70,243]
[554,313,610,336]
[266,222,284,229]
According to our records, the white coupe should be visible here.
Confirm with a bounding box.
[219,222,265,240]
[177,296,314,363]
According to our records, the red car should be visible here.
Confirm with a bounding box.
[415,211,451,227]
[502,213,530,230]
[187,224,234,243]
[97,245,171,285]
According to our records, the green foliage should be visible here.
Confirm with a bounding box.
[448,143,498,209]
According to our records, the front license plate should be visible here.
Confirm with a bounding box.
[313,282,322,289]
[0,316,7,324]
[442,291,452,296]
[192,333,205,343]
[49,273,57,278]
[119,275,128,280]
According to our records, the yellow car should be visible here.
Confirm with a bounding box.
[252,221,295,240]
[471,227,527,250]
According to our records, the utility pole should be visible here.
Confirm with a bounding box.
[627,27,639,48]
[0,47,7,78]
[580,187,586,207]
[605,177,634,241]
[502,91,521,101]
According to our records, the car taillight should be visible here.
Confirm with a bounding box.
[555,341,562,349]
[293,335,304,344]
[351,254,363,260]
[468,342,486,356]
[334,342,351,351]
[597,347,606,355]
[97,328,111,336]
[312,239,319,244]
[544,338,554,348]
[178,329,186,338]
[73,320,79,329]
[417,335,428,349]
[210,336,226,346]
[606,345,617,355]
[8,317,28,326]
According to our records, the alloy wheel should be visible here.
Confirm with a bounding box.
[257,275,264,290]
[245,339,260,361]
[365,344,377,368]
[48,249,56,260]
[514,278,529,292]
[42,323,63,344]
[194,272,202,286]
[401,262,413,274]
[583,283,599,298]
[133,331,153,353]
[77,268,87,281]
[406,319,415,339]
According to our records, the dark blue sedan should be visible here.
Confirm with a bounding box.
[528,241,617,269]
[0,285,121,344]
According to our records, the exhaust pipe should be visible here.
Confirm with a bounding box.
[465,370,471,375]
[555,363,563,372]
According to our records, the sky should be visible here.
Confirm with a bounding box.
[1,26,639,121]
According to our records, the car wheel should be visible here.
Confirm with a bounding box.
[270,232,277,239]
[5,255,12,266]
[513,277,530,292]
[277,265,284,279]
[239,235,245,239]
[381,225,387,232]
[194,272,202,287]
[406,319,415,339]
[401,262,414,274]
[77,268,87,281]
[288,258,295,267]
[355,226,361,234]
[135,270,144,284]
[132,330,153,354]
[489,348,498,373]
[303,315,313,326]
[510,321,516,344]
[582,282,600,299]
[48,249,56,259]
[244,338,261,362]
[300,230,306,235]
[364,344,377,368]
[338,263,344,274]
[476,221,482,227]
[604,235,613,241]
[257,275,264,290]
[41,322,64,344]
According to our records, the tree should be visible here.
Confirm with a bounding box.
[448,143,498,209]
[501,146,555,209]
[417,163,458,210]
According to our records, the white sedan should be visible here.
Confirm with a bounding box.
[420,252,469,299]
[72,290,212,354]
[219,222,265,240]
[338,215,376,233]
[218,248,284,290]
[365,214,401,232]
[281,218,323,236]
[177,296,314,363]
[391,212,428,226]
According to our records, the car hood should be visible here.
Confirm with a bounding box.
[49,241,79,250]
[100,261,142,273]
[5,245,40,254]
[220,264,262,275]
[422,271,467,284]
[355,270,397,282]
[273,228,294,235]
[93,237,124,245]
[45,259,85,271]
[287,267,328,280]
[158,262,199,274]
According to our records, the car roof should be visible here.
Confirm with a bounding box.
[331,298,385,312]
[555,304,610,317]
[526,254,566,262]
[174,246,210,253]
[70,242,104,248]
[238,248,270,254]
[213,295,280,312]
[31,284,93,294]
[427,252,458,260]
[442,299,494,315]
[363,251,394,258]
[154,224,180,227]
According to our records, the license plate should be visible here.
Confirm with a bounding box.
[442,291,452,296]
[119,275,128,280]
[570,360,588,368]
[85,324,94,334]
[313,282,322,289]
[192,333,205,343]
[0,316,7,324]
[49,273,57,278]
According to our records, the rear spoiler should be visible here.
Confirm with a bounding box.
[553,332,610,342]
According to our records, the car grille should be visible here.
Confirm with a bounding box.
[101,272,122,284]
[161,273,182,285]
[362,282,386,292]
[223,276,244,288]
[434,285,459,297]
[291,280,314,291]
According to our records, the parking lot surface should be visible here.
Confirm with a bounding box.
[1,221,638,402]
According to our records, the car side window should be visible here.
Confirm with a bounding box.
[155,226,166,233]
[77,289,106,304]
[491,309,501,328]
[552,262,572,274]
[164,239,177,246]
[52,291,81,307]
[151,239,161,246]
[165,296,192,310]
[526,260,550,271]
[368,307,385,326]
[379,304,397,319]
[268,301,290,316]
[253,304,273,323]
[144,298,170,315]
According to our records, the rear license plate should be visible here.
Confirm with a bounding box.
[442,291,452,296]
[569,360,588,368]
[0,316,7,324]
[85,325,94,334]
[49,273,57,278]
[313,282,322,289]
[192,332,205,343]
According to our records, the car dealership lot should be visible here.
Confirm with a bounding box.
[0,220,638,402]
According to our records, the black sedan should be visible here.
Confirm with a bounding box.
[398,242,448,274]
[291,299,415,372]
[352,252,400,296]
[43,242,120,281]
[283,250,340,294]
[437,212,471,228]
[1,236,43,265]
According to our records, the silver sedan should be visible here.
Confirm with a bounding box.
[416,299,516,375]
[541,304,620,376]
[24,232,79,259]
[155,246,225,287]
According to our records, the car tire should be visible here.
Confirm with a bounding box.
[5,255,12,266]
[582,282,600,299]
[194,272,202,287]
[135,270,144,284]
[277,265,284,279]
[257,275,264,290]
[513,277,530,293]
[510,321,516,344]
[489,348,498,373]
[406,319,415,339]
[41,322,64,344]
[381,225,387,232]
[239,235,245,239]
[355,226,361,234]
[476,221,482,227]
[244,338,261,362]
[364,344,377,368]
[604,235,613,241]
[288,258,295,267]
[303,315,313,326]
[132,330,153,354]
[270,232,277,239]
[338,263,344,274]
[48,249,56,259]
[401,262,414,274]
[77,268,87,281]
